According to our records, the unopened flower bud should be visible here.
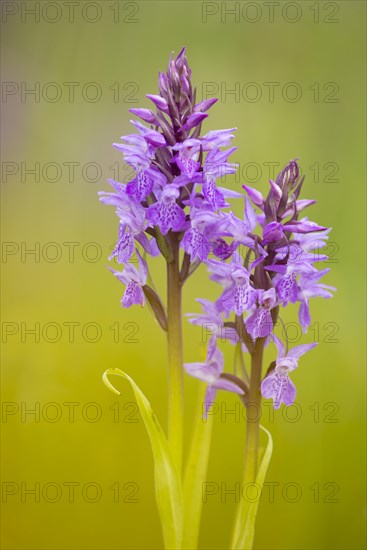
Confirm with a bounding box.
[183,112,208,131]
[129,108,158,125]
[278,159,300,190]
[158,72,168,96]
[146,94,169,113]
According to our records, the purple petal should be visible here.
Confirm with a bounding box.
[208,348,224,375]
[194,98,218,113]
[261,288,277,308]
[135,233,159,257]
[121,282,144,308]
[194,98,218,112]
[298,301,311,333]
[107,179,126,195]
[212,238,234,261]
[261,371,294,409]
[282,199,316,217]
[214,378,244,395]
[269,180,282,202]
[122,262,141,283]
[147,198,186,235]
[146,94,169,113]
[206,335,218,363]
[129,108,158,124]
[277,273,298,304]
[131,121,166,147]
[243,185,264,208]
[184,362,219,384]
[288,342,317,359]
[219,187,242,199]
[272,334,285,359]
[203,178,226,210]
[233,283,257,316]
[246,308,273,339]
[282,377,297,406]
[201,128,236,149]
[126,170,154,202]
[244,197,257,231]
[262,222,283,244]
[109,226,134,264]
[136,249,148,284]
[183,112,208,131]
[284,220,327,234]
[176,155,200,178]
[203,386,217,418]
[182,228,210,262]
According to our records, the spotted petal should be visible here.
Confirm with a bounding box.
[147,196,186,235]
[203,178,226,210]
[261,371,296,409]
[126,170,154,202]
[277,273,298,304]
[109,225,134,263]
[182,228,210,262]
[122,281,145,308]
[246,308,273,339]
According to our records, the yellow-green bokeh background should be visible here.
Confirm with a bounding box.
[1,1,366,548]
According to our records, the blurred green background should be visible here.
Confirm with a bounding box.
[1,1,366,548]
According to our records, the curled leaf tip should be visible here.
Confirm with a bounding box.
[102,368,122,395]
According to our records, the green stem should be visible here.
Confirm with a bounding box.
[243,337,264,483]
[167,239,184,475]
[232,337,265,547]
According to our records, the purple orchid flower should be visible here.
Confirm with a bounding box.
[261,336,317,409]
[147,184,188,235]
[200,128,237,150]
[208,253,257,316]
[202,147,239,210]
[111,250,148,308]
[186,299,239,344]
[211,238,236,261]
[184,336,244,417]
[109,223,136,264]
[182,210,231,262]
[126,166,166,202]
[130,120,166,148]
[246,288,277,340]
[113,133,155,168]
[262,219,327,246]
[264,225,333,308]
[224,198,267,256]
[265,258,324,307]
[171,140,201,178]
[295,227,332,251]
[297,268,336,332]
[99,180,158,263]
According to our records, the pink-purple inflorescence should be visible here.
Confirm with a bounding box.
[99,48,335,410]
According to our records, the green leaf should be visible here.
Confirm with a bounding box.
[231,425,273,550]
[143,284,168,331]
[182,384,214,549]
[103,368,183,549]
